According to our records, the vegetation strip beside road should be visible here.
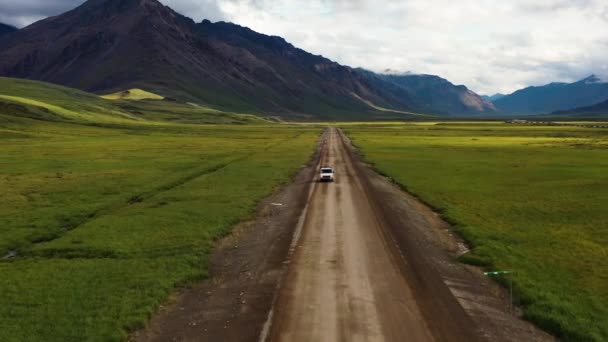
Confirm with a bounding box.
[346,122,608,341]
[0,113,320,341]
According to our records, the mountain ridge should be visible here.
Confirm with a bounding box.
[0,0,498,118]
[0,23,17,37]
[494,75,608,115]
[360,70,496,115]
[0,0,423,118]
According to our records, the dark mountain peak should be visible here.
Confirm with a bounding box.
[0,23,17,38]
[579,74,606,84]
[63,0,189,27]
[0,0,199,90]
[80,0,163,10]
[0,22,16,30]
[583,74,598,80]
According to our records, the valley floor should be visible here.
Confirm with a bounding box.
[2,115,606,342]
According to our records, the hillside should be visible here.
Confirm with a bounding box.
[0,0,426,119]
[494,75,608,115]
[369,71,496,115]
[0,77,264,124]
[0,23,16,37]
[552,98,608,118]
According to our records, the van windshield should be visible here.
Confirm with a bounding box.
[321,168,333,173]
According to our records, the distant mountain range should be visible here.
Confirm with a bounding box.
[0,0,495,118]
[493,75,608,115]
[552,98,608,118]
[373,72,496,114]
[481,94,505,102]
[0,23,16,37]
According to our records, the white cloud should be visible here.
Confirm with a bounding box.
[4,0,608,95]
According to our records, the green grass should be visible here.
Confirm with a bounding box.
[108,99,266,124]
[346,122,608,341]
[0,77,267,124]
[0,118,319,341]
[0,77,320,341]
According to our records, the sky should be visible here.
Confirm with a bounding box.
[1,0,607,95]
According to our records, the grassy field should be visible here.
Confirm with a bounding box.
[346,122,608,341]
[0,78,320,341]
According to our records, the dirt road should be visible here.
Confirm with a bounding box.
[135,127,552,342]
[263,128,480,341]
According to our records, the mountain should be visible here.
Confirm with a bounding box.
[0,23,17,37]
[481,93,505,102]
[0,0,421,119]
[360,70,496,115]
[551,98,608,118]
[494,75,608,115]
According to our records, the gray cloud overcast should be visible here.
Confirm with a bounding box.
[1,0,607,95]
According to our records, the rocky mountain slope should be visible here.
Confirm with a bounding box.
[370,72,497,115]
[0,0,421,118]
[0,0,501,118]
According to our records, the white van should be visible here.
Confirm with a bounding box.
[320,167,334,182]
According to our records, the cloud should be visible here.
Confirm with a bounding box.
[0,0,82,27]
[0,0,227,26]
[2,0,608,95]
